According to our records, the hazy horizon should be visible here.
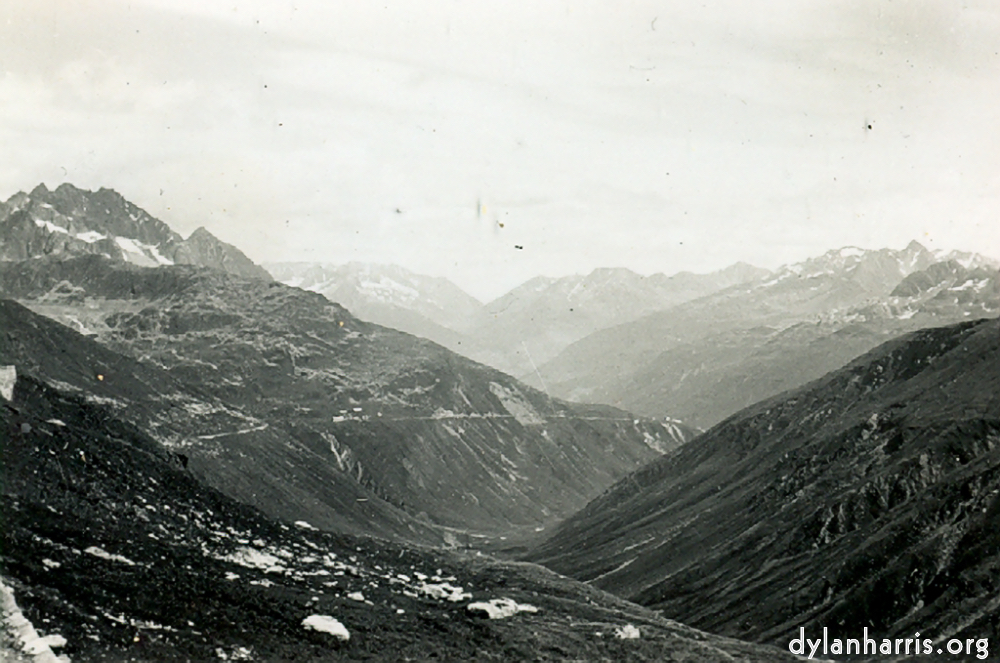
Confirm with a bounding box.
[3,1,999,300]
[2,179,996,302]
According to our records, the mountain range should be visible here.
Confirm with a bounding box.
[531,242,999,429]
[264,261,771,379]
[0,258,693,545]
[268,243,997,435]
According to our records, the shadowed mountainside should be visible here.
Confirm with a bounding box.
[529,317,1000,648]
[0,297,441,544]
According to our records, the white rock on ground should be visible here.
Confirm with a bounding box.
[301,615,349,641]
[416,581,471,602]
[83,546,136,566]
[614,624,641,639]
[2,577,70,662]
[0,366,15,401]
[466,598,538,620]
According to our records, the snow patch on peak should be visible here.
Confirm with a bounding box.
[114,237,148,259]
[114,237,174,266]
[75,231,106,244]
[34,218,69,235]
[145,243,174,266]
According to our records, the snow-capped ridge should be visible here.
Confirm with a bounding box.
[1,184,270,280]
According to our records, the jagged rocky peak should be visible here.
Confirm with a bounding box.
[0,182,270,280]
[779,240,935,287]
[891,259,999,298]
[174,226,272,280]
[33,182,179,245]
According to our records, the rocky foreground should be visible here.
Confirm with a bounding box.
[1,371,795,662]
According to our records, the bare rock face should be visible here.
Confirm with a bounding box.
[529,316,1000,648]
[0,183,270,280]
[173,227,272,280]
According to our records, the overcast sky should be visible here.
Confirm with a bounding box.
[2,1,998,300]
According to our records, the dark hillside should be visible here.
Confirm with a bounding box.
[530,317,1000,648]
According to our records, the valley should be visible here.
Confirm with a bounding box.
[3,182,999,661]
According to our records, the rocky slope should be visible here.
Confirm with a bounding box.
[0,370,797,662]
[0,183,270,280]
[529,317,1000,649]
[0,298,438,544]
[0,257,694,540]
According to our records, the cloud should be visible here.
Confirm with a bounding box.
[2,0,998,299]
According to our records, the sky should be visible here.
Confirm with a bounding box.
[2,0,998,301]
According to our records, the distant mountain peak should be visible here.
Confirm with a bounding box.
[584,266,643,280]
[187,225,213,239]
[932,247,1000,271]
[768,241,935,293]
[264,261,482,339]
[0,183,270,280]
